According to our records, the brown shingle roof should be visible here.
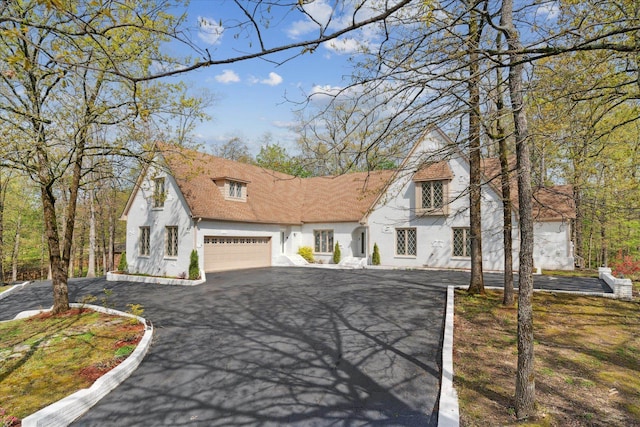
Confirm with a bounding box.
[158,144,392,224]
[481,157,576,221]
[413,161,454,181]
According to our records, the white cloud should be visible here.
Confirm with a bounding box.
[215,69,240,84]
[250,72,284,86]
[198,16,224,45]
[308,84,345,103]
[536,2,559,19]
[325,38,362,54]
[272,120,296,129]
[262,72,283,86]
[286,0,334,39]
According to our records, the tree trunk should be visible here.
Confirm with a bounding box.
[11,215,21,282]
[0,178,5,284]
[78,209,87,277]
[501,0,536,418]
[87,189,96,277]
[467,1,485,295]
[599,212,608,267]
[40,181,69,314]
[573,185,583,261]
[108,209,115,272]
[495,40,515,305]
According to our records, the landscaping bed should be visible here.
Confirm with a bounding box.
[454,290,640,426]
[0,308,144,424]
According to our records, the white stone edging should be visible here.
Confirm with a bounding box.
[106,270,206,286]
[598,267,633,300]
[0,281,31,301]
[438,286,460,427]
[20,303,154,427]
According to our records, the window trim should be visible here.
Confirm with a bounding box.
[452,227,471,258]
[314,229,334,254]
[415,180,449,215]
[152,177,165,209]
[395,228,417,257]
[139,226,150,257]
[165,225,179,258]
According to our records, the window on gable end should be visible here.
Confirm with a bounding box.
[165,226,178,257]
[139,226,150,256]
[153,177,165,208]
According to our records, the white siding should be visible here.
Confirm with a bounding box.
[125,167,194,277]
[300,222,362,263]
[366,132,524,272]
[533,221,574,270]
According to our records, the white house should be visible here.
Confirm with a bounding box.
[121,128,575,277]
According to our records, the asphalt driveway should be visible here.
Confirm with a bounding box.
[1,268,450,426]
[0,268,610,426]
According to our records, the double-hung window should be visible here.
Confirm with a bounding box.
[153,177,165,208]
[139,226,150,256]
[396,228,417,256]
[314,230,334,253]
[166,226,178,257]
[453,227,471,257]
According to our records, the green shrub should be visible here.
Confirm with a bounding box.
[188,250,200,280]
[117,251,128,273]
[333,242,341,264]
[298,246,314,263]
[372,243,381,265]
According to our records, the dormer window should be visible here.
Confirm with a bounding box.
[212,176,250,202]
[422,180,444,209]
[416,180,449,215]
[229,180,242,198]
[413,160,453,216]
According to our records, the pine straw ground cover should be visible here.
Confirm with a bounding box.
[454,290,640,427]
[0,308,144,424]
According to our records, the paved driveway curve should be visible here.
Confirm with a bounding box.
[1,268,450,426]
[1,268,609,426]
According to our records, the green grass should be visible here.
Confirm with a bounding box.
[0,308,143,421]
[0,285,12,294]
[454,290,640,426]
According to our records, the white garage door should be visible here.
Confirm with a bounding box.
[203,236,272,272]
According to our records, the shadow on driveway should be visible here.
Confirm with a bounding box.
[0,267,608,426]
[61,268,446,426]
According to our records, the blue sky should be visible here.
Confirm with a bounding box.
[163,0,370,155]
[161,1,561,155]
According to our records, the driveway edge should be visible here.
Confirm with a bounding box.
[0,281,30,301]
[438,286,460,427]
[21,303,154,427]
